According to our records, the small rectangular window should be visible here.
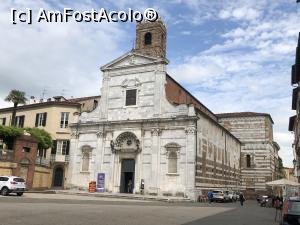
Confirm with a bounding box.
[246,155,251,168]
[23,147,31,153]
[125,89,137,106]
[60,112,69,128]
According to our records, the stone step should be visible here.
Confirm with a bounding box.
[55,190,192,203]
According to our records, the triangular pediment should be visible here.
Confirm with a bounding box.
[100,50,168,71]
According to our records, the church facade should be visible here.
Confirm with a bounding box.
[66,21,241,200]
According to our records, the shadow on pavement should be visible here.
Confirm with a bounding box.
[182,201,277,225]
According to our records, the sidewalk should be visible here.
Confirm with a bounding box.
[29,189,192,203]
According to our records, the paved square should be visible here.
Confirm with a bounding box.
[0,193,277,225]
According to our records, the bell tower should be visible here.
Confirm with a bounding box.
[135,20,167,58]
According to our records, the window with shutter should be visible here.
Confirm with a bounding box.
[35,113,47,127]
[125,89,137,106]
[42,112,47,126]
[35,114,39,127]
[60,112,69,128]
[15,115,25,128]
[66,140,70,155]
[56,140,69,155]
[51,140,57,154]
[0,118,6,126]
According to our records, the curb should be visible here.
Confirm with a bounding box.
[55,191,193,203]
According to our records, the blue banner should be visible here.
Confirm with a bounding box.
[96,173,105,192]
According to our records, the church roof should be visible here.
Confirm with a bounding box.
[0,101,80,113]
[216,112,274,124]
[100,50,168,71]
[165,74,217,122]
[68,95,101,102]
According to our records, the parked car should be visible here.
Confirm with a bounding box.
[226,191,238,202]
[260,195,272,207]
[234,192,240,201]
[0,176,26,196]
[212,190,230,202]
[281,197,300,225]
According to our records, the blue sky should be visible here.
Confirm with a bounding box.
[0,0,299,166]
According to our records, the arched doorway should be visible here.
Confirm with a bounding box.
[53,167,64,187]
[111,132,141,194]
[120,159,135,193]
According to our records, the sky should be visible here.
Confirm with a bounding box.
[0,0,299,167]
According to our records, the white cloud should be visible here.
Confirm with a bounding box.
[168,0,299,167]
[181,31,191,35]
[0,0,127,103]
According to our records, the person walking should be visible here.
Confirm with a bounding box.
[127,180,133,193]
[274,195,283,222]
[207,190,213,204]
[239,192,245,206]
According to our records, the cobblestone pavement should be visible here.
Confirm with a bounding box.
[0,193,277,225]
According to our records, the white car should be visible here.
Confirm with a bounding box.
[0,176,26,196]
[225,191,238,202]
[213,190,230,202]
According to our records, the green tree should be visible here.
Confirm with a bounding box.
[0,125,23,149]
[5,90,27,126]
[0,125,52,150]
[25,127,52,150]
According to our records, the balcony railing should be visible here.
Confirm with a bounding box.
[50,154,69,163]
[35,156,50,166]
[0,149,14,161]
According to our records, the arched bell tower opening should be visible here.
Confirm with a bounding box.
[135,20,167,58]
[144,32,152,45]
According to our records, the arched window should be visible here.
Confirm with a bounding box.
[144,32,152,45]
[165,143,180,174]
[246,154,251,168]
[168,151,178,173]
[81,145,92,172]
[82,152,90,172]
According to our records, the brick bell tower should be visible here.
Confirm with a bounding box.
[135,20,167,58]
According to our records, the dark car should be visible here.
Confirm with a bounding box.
[281,197,300,225]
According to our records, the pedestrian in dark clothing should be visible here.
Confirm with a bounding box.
[274,196,283,222]
[207,191,213,204]
[239,193,245,206]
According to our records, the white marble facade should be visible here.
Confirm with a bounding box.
[66,22,241,200]
[67,51,200,199]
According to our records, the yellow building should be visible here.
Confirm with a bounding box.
[283,167,298,183]
[0,95,100,189]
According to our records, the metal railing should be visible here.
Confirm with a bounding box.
[50,154,69,163]
[0,149,14,161]
[35,156,50,166]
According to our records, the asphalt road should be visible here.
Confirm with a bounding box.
[0,193,278,225]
